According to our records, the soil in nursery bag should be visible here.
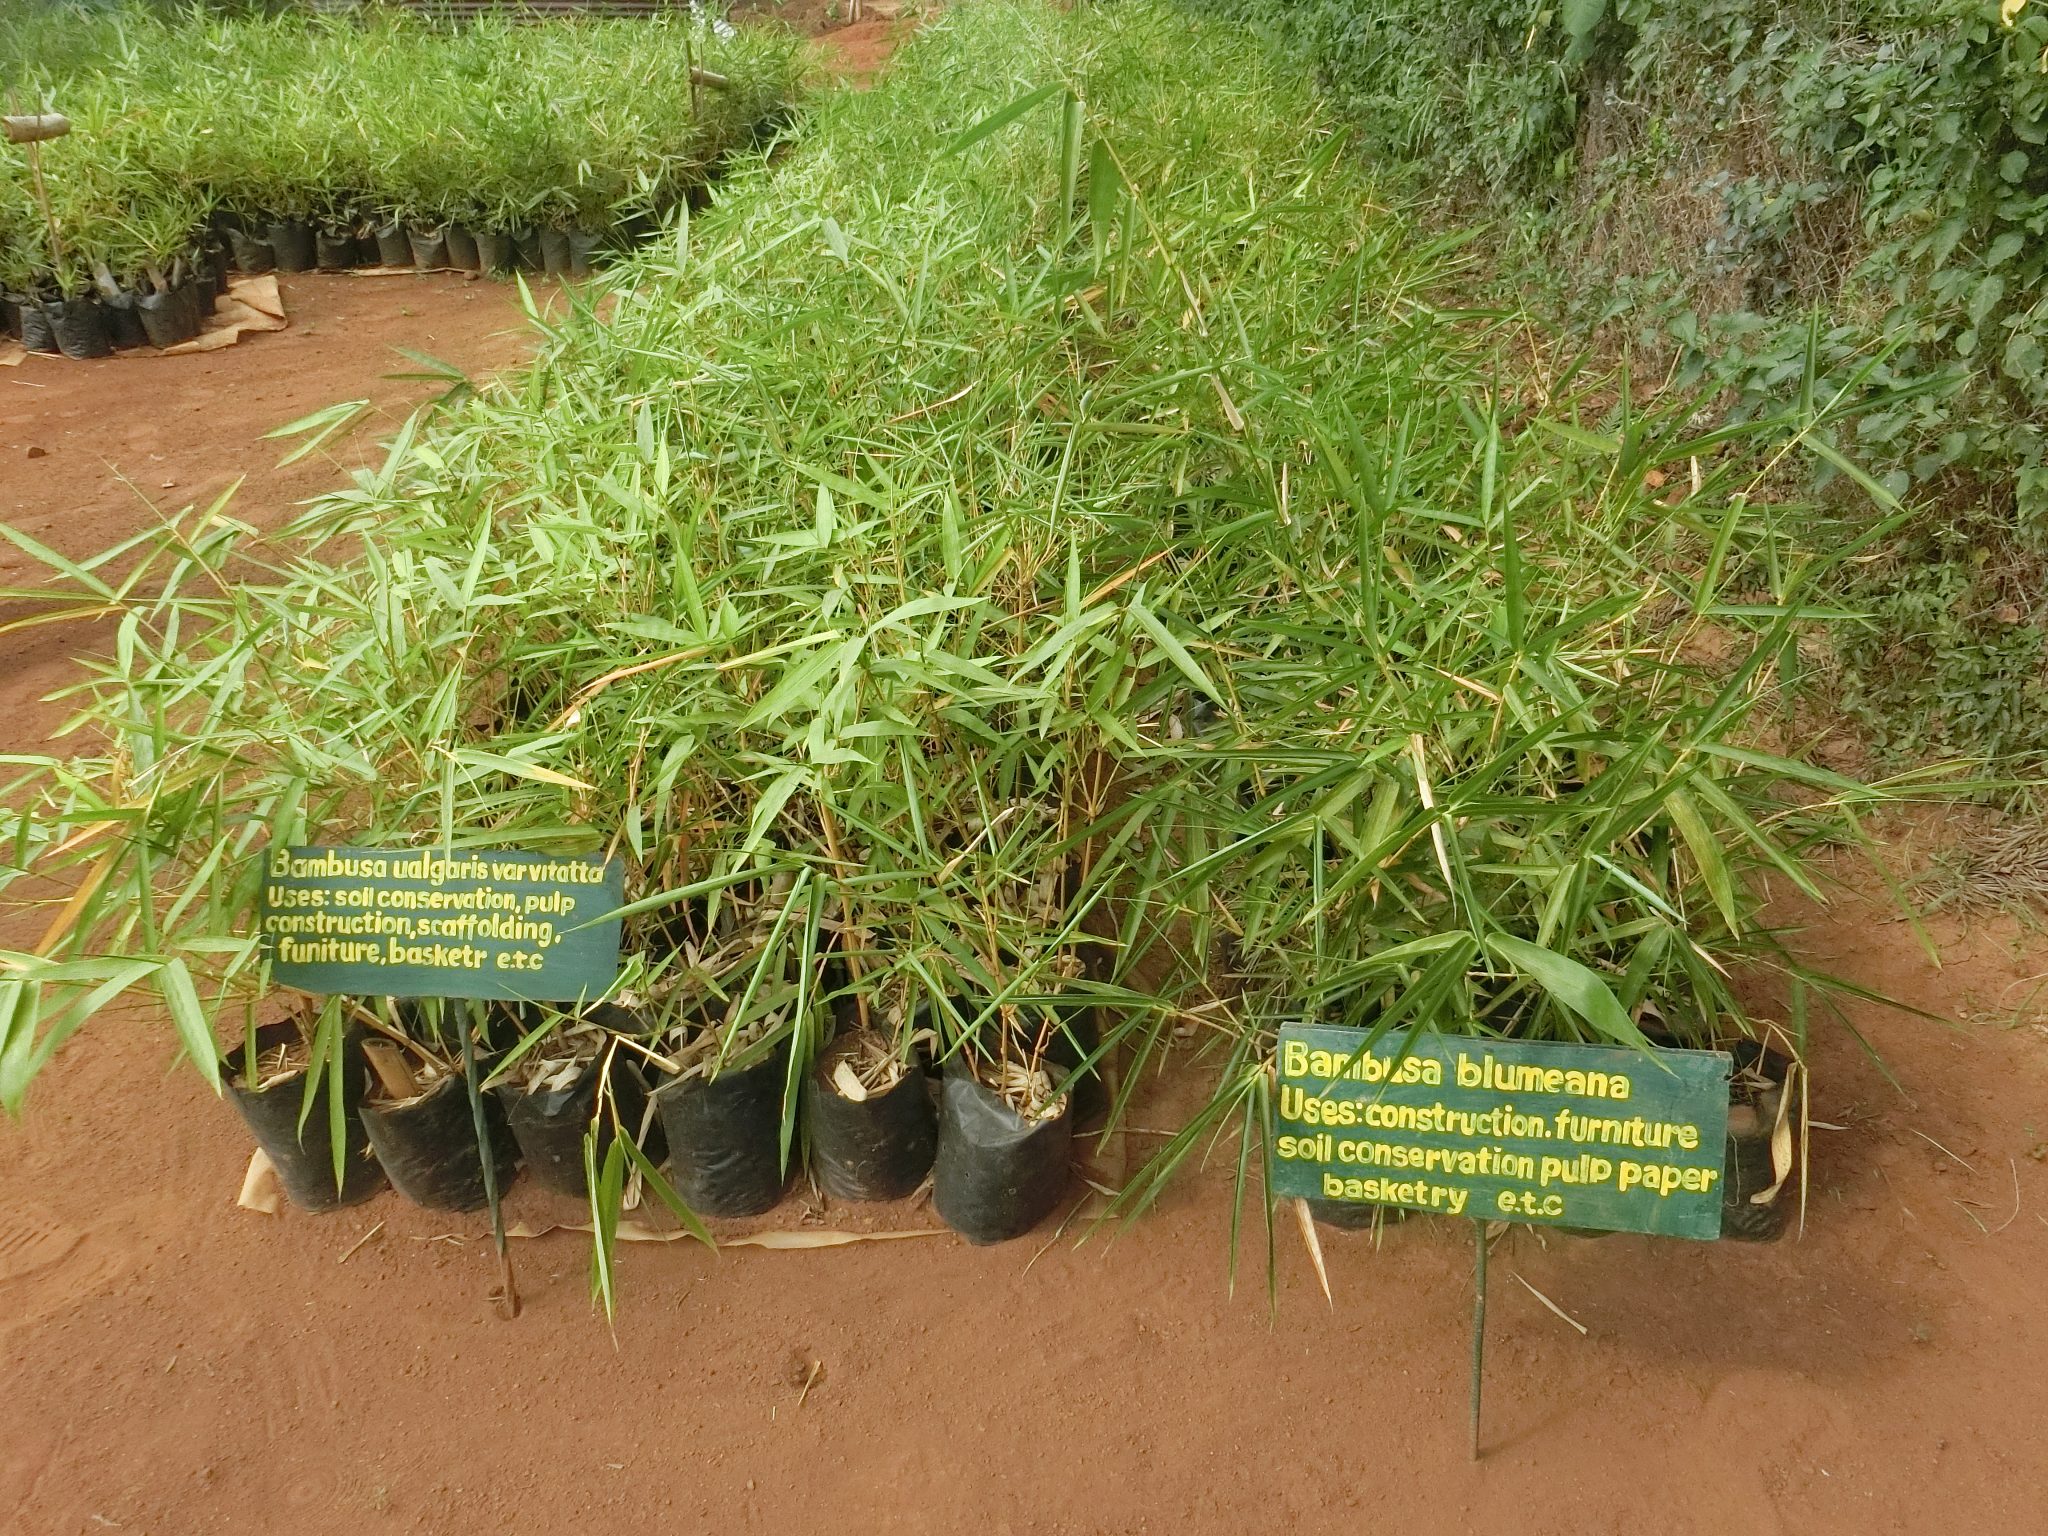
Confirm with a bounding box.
[568,229,604,279]
[225,227,275,274]
[47,297,113,360]
[18,297,56,354]
[495,1012,660,1198]
[315,229,357,272]
[653,1035,792,1218]
[932,1058,1072,1245]
[360,1066,520,1212]
[806,1033,936,1202]
[475,230,519,277]
[2,292,20,341]
[136,287,198,349]
[445,224,481,274]
[225,1019,384,1212]
[514,228,545,272]
[374,221,412,268]
[353,227,381,267]
[269,220,316,274]
[540,229,573,280]
[408,226,450,272]
[100,290,149,351]
[1722,1041,1796,1242]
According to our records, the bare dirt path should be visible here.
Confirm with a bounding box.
[0,883,2041,1535]
[0,273,539,750]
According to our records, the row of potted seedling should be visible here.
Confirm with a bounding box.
[0,206,655,360]
[229,922,1107,1247]
[217,210,640,282]
[3,243,226,357]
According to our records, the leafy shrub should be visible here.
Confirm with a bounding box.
[1189,0,2048,768]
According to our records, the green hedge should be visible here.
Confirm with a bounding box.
[1193,0,2048,767]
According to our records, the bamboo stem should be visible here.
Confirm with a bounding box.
[3,113,70,145]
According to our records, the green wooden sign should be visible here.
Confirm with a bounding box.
[1273,1025,1733,1240]
[259,846,625,1002]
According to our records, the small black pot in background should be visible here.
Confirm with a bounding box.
[408,224,450,272]
[496,1045,661,1198]
[226,226,275,274]
[514,227,544,272]
[137,286,200,350]
[652,1036,792,1218]
[18,296,57,354]
[931,1059,1072,1245]
[567,229,604,280]
[445,223,481,274]
[374,220,412,268]
[315,227,357,272]
[47,296,113,360]
[475,229,519,277]
[100,289,149,351]
[360,1072,520,1212]
[805,1038,936,1203]
[1040,999,1107,1128]
[184,273,217,327]
[224,1019,385,1212]
[539,228,573,280]
[269,220,316,274]
[1306,1198,1409,1232]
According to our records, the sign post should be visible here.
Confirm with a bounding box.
[1469,1220,1486,1462]
[1272,1024,1733,1457]
[260,845,627,1319]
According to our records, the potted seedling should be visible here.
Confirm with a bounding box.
[357,997,520,1213]
[930,991,1076,1246]
[909,800,1114,1243]
[636,858,815,1219]
[807,938,939,1203]
[224,997,385,1212]
[489,1000,665,1199]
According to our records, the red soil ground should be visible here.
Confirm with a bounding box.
[737,0,921,84]
[2,91,2045,1536]
[0,272,540,751]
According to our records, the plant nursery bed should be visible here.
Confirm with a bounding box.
[0,872,2042,1535]
[1,4,2044,1531]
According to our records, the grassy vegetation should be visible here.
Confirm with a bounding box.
[0,1,1932,1278]
[1186,0,2048,779]
[0,3,797,297]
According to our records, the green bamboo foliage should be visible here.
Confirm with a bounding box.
[0,2,1934,1266]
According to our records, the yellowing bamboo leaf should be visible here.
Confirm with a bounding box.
[443,748,595,793]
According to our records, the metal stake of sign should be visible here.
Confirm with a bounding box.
[1470,1220,1488,1461]
[461,1025,520,1321]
